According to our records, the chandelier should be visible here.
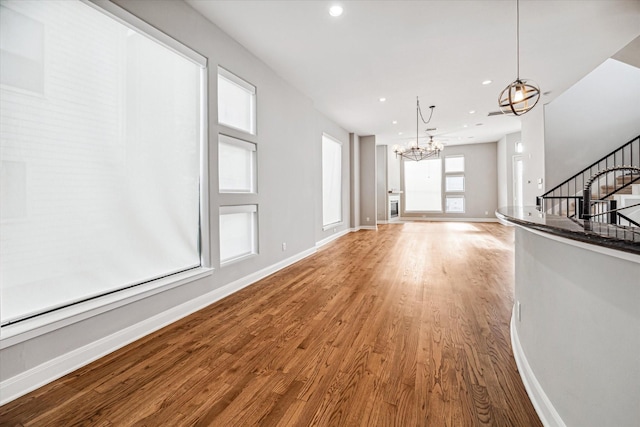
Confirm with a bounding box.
[393,97,443,161]
[498,0,540,115]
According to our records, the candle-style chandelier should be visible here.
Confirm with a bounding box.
[393,97,443,162]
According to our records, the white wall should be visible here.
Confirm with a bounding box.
[544,59,640,188]
[513,227,640,427]
[0,0,351,398]
[387,146,401,192]
[497,132,523,208]
[520,107,546,206]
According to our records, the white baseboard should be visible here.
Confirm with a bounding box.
[358,225,378,230]
[510,308,566,427]
[0,247,316,406]
[315,229,350,248]
[400,217,498,223]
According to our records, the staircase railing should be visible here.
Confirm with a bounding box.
[538,135,639,216]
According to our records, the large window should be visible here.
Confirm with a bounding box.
[404,159,442,212]
[322,134,342,227]
[0,0,206,325]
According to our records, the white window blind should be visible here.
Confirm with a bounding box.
[219,205,258,264]
[445,176,465,192]
[404,159,442,212]
[322,134,342,227]
[446,196,465,213]
[445,156,465,173]
[0,0,205,325]
[219,134,256,193]
[218,67,256,135]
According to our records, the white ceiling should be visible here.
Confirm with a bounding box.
[187,0,640,146]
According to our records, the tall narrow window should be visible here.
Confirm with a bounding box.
[219,205,258,265]
[0,0,206,325]
[444,155,465,213]
[322,134,342,227]
[219,134,256,193]
[404,159,442,212]
[218,67,256,135]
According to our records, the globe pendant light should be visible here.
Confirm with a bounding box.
[499,0,540,116]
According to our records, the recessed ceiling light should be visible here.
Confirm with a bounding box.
[463,124,468,128]
[392,120,397,124]
[329,5,343,17]
[469,110,476,114]
[379,97,386,102]
[482,80,492,85]
[398,132,403,135]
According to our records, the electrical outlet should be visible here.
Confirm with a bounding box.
[366,217,370,222]
[333,228,336,232]
[485,211,489,215]
[282,242,286,251]
[517,301,522,321]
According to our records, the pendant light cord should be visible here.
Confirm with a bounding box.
[516,0,520,79]
[417,97,434,124]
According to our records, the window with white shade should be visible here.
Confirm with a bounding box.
[445,155,465,173]
[404,158,442,212]
[218,67,256,135]
[0,0,207,326]
[444,155,465,214]
[220,205,258,264]
[445,175,465,192]
[446,196,465,213]
[219,134,256,193]
[322,134,342,227]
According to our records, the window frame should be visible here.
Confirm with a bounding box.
[402,157,443,213]
[445,195,466,213]
[0,0,212,342]
[321,133,343,229]
[217,66,257,135]
[218,134,257,194]
[219,204,259,266]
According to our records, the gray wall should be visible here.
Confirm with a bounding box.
[1,0,349,385]
[520,107,546,206]
[376,145,388,221]
[544,59,640,188]
[359,136,377,227]
[401,142,499,220]
[349,133,361,229]
[514,227,640,427]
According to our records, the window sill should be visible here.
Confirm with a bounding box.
[0,267,214,349]
[322,222,344,231]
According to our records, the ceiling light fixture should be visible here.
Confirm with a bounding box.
[392,120,397,124]
[379,97,386,102]
[469,110,476,114]
[329,5,343,17]
[392,97,443,162]
[482,80,493,85]
[498,0,540,115]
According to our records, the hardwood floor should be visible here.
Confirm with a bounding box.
[0,222,542,426]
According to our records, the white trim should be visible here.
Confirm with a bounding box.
[399,217,498,223]
[0,247,316,405]
[322,221,345,231]
[511,308,566,427]
[83,0,206,67]
[316,229,350,248]
[358,225,378,230]
[0,268,213,348]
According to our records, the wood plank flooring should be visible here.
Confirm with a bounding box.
[0,222,542,426]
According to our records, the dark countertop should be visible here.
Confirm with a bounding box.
[496,206,640,255]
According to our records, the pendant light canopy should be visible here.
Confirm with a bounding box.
[499,0,540,116]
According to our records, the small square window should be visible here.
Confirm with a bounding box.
[218,67,256,135]
[446,196,465,213]
[446,175,464,192]
[445,156,464,173]
[219,205,258,264]
[219,134,256,193]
